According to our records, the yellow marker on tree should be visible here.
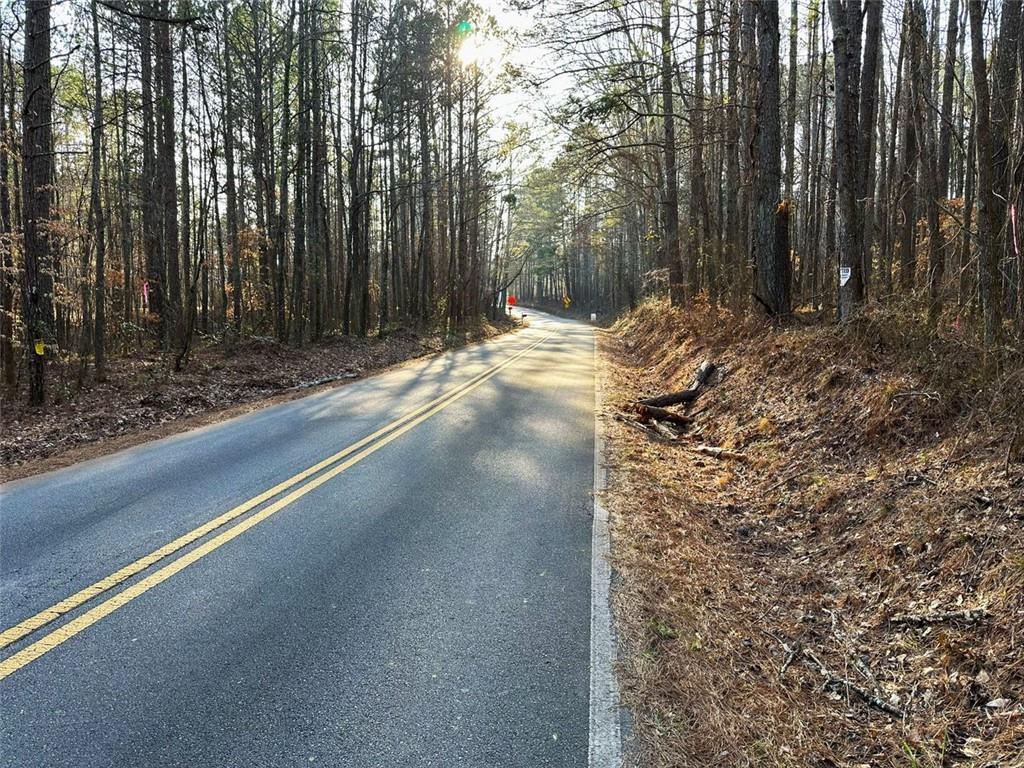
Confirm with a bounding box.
[563,295,572,309]
[33,339,45,356]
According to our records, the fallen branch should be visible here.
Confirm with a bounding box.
[760,629,801,679]
[890,390,940,403]
[638,359,716,407]
[889,608,990,627]
[648,420,679,441]
[902,471,937,487]
[802,648,905,720]
[694,444,746,461]
[780,642,801,678]
[614,413,678,443]
[635,404,693,426]
[825,609,881,690]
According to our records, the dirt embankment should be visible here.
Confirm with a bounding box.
[601,299,1023,767]
[1,319,518,482]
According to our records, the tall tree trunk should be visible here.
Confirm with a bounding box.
[882,22,906,292]
[90,0,106,380]
[752,0,790,316]
[738,0,757,306]
[968,0,995,336]
[309,4,326,342]
[690,0,710,300]
[784,0,798,202]
[178,21,191,355]
[958,111,975,307]
[21,0,56,405]
[857,0,882,296]
[897,4,921,292]
[292,0,309,344]
[797,6,818,298]
[937,0,960,196]
[723,0,740,305]
[907,1,944,326]
[117,65,133,352]
[0,42,16,387]
[660,0,684,305]
[141,8,164,342]
[830,0,864,320]
[249,3,274,324]
[347,0,363,335]
[871,70,888,294]
[417,16,434,324]
[222,4,242,333]
[156,0,181,346]
[988,0,1021,331]
[968,0,1022,345]
[273,0,296,342]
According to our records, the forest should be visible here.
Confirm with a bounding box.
[2,0,526,408]
[1,0,1022,408]
[515,0,1023,346]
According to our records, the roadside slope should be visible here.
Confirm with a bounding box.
[600,299,1023,767]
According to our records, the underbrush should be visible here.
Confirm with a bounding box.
[602,298,1023,767]
[1,316,516,479]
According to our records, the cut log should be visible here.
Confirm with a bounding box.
[638,359,716,407]
[635,404,693,426]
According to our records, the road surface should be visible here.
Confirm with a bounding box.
[0,310,607,767]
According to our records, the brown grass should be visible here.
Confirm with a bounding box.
[601,298,1023,767]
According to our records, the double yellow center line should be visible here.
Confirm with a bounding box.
[0,333,553,681]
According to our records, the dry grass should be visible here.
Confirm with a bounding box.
[601,298,1023,767]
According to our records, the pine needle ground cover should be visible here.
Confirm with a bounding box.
[601,299,1023,767]
[1,318,517,481]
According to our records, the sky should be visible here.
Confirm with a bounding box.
[3,0,570,174]
[467,0,574,166]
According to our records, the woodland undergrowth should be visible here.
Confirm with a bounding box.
[0,317,516,480]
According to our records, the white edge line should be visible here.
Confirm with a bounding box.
[589,328,623,767]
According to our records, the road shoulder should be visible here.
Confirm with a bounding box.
[590,328,627,767]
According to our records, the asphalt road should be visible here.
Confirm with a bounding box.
[0,310,598,767]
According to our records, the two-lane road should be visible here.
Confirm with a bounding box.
[0,311,610,767]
